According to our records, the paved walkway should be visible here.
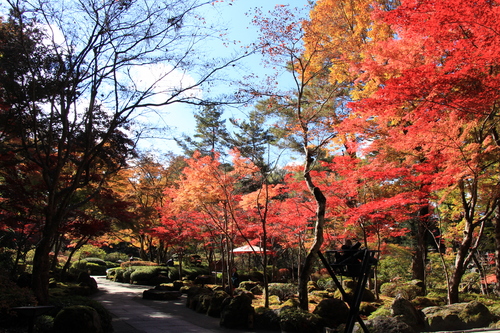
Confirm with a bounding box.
[92,276,263,333]
[92,277,500,333]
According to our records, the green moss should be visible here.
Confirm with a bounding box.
[367,305,391,320]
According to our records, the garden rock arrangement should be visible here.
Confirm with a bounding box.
[364,298,496,333]
[178,281,498,333]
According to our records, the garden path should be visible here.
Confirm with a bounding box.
[92,276,271,333]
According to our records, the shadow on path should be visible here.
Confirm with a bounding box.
[92,276,274,333]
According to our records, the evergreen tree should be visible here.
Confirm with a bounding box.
[176,104,230,158]
[227,109,275,173]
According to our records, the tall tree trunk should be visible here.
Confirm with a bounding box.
[448,220,476,304]
[412,205,429,292]
[31,216,59,305]
[298,151,327,310]
[494,201,500,294]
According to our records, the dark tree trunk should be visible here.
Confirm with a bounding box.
[494,202,500,294]
[412,205,429,293]
[298,181,326,310]
[31,234,54,305]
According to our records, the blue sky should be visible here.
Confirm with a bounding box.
[144,0,310,157]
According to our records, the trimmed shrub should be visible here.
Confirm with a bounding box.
[104,252,129,263]
[120,260,158,269]
[83,257,106,266]
[70,259,107,276]
[279,307,322,333]
[35,315,54,333]
[86,262,107,275]
[49,295,112,332]
[123,269,133,283]
[207,290,229,317]
[254,306,280,331]
[106,267,123,281]
[130,266,165,285]
[220,293,255,329]
[53,305,101,333]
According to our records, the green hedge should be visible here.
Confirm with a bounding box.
[70,259,107,276]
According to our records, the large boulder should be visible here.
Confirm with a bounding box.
[365,316,417,333]
[220,293,255,329]
[422,301,494,331]
[313,298,350,328]
[391,295,426,331]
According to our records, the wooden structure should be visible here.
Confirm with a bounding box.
[318,246,378,333]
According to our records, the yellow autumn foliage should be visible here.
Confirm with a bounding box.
[304,0,397,99]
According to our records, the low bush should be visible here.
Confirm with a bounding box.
[106,267,125,282]
[123,269,133,283]
[129,266,171,285]
[49,295,112,332]
[254,306,280,331]
[70,259,107,276]
[35,315,54,333]
[86,262,107,275]
[268,283,297,302]
[0,272,37,328]
[105,261,120,269]
[53,305,101,333]
[279,306,322,333]
[83,257,106,266]
[73,244,106,260]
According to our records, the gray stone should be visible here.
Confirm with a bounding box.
[391,295,426,331]
[365,316,417,333]
[422,301,494,331]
